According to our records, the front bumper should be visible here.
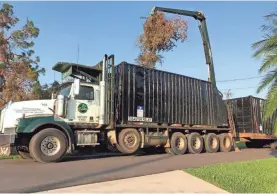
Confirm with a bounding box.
[0,133,16,156]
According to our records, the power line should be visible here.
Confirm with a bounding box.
[220,86,257,91]
[217,76,264,83]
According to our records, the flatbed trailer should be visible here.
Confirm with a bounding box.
[225,96,277,149]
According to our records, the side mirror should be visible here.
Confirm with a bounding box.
[73,79,80,96]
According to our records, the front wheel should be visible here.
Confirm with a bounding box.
[29,128,68,163]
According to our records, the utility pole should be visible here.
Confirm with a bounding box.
[0,25,6,90]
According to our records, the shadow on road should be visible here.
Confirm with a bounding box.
[19,152,172,193]
[61,148,166,163]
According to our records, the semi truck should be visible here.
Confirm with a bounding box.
[0,7,275,163]
[0,54,234,163]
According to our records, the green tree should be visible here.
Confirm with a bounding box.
[0,3,45,107]
[40,80,60,99]
[252,8,277,134]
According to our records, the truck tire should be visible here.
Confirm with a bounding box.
[115,144,129,154]
[219,133,232,152]
[29,128,68,163]
[187,132,203,154]
[118,128,141,154]
[170,132,187,155]
[204,133,219,153]
[18,151,32,159]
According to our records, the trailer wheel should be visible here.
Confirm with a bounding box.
[170,132,187,155]
[187,132,203,154]
[204,133,219,153]
[29,128,68,163]
[219,133,232,152]
[118,128,141,154]
[18,151,32,159]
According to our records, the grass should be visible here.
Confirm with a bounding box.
[185,158,277,193]
[0,154,21,160]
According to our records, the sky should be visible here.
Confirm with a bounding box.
[7,1,276,99]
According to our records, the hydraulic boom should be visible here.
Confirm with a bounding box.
[151,7,217,87]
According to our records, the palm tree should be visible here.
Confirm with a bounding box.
[252,9,277,134]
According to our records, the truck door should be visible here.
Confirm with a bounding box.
[67,85,100,124]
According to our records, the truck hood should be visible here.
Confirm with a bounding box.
[0,99,55,132]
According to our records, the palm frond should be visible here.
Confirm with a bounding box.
[253,10,277,58]
[272,114,277,135]
[258,54,277,73]
[257,69,277,93]
[261,24,277,35]
[264,12,277,22]
[252,38,267,51]
[253,34,277,58]
[263,80,277,119]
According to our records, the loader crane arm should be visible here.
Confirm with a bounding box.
[151,7,217,87]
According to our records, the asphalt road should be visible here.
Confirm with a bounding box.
[0,148,276,193]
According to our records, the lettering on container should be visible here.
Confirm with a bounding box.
[128,116,152,122]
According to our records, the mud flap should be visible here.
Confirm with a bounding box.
[0,134,16,156]
[232,137,241,152]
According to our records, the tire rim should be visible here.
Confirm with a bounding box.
[192,136,201,149]
[123,132,137,148]
[175,137,185,150]
[210,137,218,149]
[223,137,231,148]
[40,136,61,156]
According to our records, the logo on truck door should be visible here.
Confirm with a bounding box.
[78,103,88,113]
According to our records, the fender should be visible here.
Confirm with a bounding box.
[16,116,75,152]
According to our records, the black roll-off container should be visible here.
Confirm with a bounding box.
[114,62,228,127]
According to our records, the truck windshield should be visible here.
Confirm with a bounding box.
[58,84,71,97]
